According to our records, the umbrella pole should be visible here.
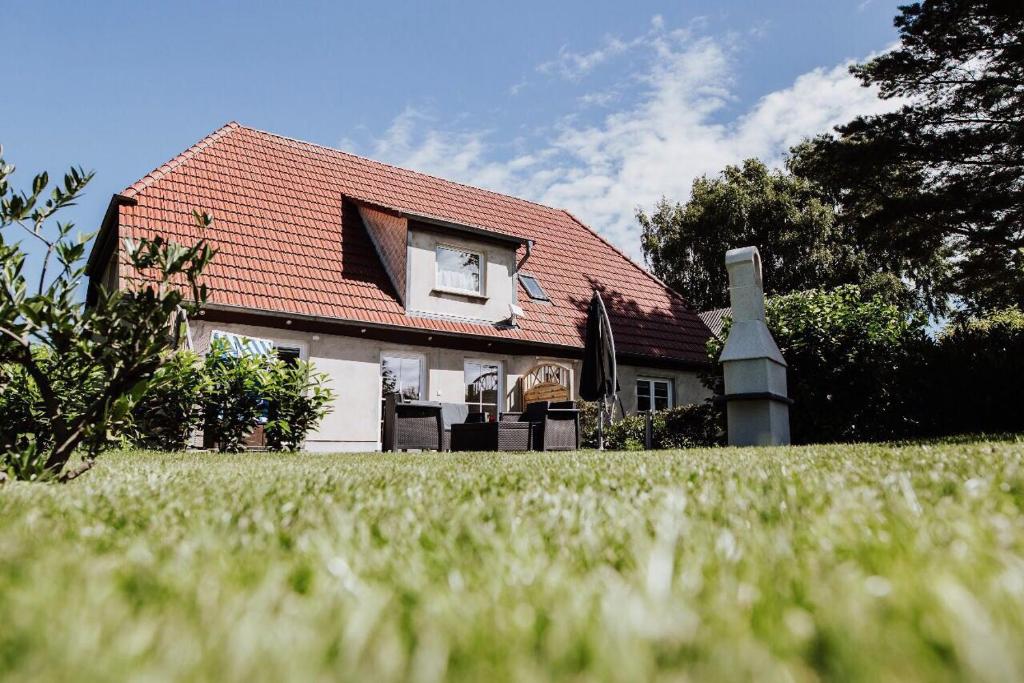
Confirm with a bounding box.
[598,407,605,451]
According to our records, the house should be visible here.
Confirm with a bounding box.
[699,307,731,339]
[86,122,715,451]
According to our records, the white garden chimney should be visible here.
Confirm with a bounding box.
[719,246,791,446]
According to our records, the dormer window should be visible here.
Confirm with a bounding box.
[436,245,483,295]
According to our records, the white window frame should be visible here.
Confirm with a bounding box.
[435,243,485,296]
[464,357,504,418]
[636,377,673,413]
[380,351,427,402]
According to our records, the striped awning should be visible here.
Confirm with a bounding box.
[211,330,275,356]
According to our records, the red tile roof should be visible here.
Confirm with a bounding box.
[112,122,712,364]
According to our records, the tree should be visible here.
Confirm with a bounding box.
[638,159,871,311]
[0,147,214,481]
[789,1,1024,312]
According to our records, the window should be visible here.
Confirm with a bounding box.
[465,360,501,421]
[276,346,302,367]
[381,355,423,401]
[636,378,672,412]
[519,274,549,301]
[436,245,482,295]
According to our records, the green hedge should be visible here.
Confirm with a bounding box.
[927,307,1024,435]
[580,401,724,450]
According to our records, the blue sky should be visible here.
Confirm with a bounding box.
[4,0,900,266]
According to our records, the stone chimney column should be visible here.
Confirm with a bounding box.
[720,247,791,446]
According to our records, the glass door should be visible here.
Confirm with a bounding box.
[464,360,501,421]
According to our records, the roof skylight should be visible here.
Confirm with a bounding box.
[519,274,549,301]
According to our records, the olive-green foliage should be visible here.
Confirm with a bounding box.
[579,401,724,450]
[264,359,334,452]
[1,441,1023,681]
[199,338,335,452]
[0,147,214,480]
[708,285,929,444]
[129,351,210,451]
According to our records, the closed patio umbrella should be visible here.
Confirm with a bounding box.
[579,290,617,449]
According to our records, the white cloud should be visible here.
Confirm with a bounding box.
[507,79,529,96]
[537,36,633,81]
[349,22,897,263]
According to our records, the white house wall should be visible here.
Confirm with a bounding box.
[189,320,710,452]
[405,227,518,324]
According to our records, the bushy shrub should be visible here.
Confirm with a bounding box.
[928,308,1024,435]
[708,285,930,444]
[0,149,214,481]
[202,339,275,453]
[579,401,724,450]
[0,361,46,479]
[1,348,120,480]
[198,339,335,453]
[264,360,333,451]
[129,351,209,450]
[660,403,725,448]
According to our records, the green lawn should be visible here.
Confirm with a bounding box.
[2,441,1024,682]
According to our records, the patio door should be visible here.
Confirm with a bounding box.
[464,359,502,421]
[381,354,425,441]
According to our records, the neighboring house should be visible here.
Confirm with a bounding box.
[87,122,715,451]
[698,307,731,339]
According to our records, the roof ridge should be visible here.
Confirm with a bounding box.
[122,121,241,198]
[237,123,569,219]
[559,209,696,312]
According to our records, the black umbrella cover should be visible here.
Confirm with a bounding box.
[579,290,617,402]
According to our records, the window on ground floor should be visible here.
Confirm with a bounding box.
[381,354,425,444]
[465,359,501,421]
[636,377,672,412]
[382,354,423,401]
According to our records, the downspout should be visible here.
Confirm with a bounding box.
[517,239,534,273]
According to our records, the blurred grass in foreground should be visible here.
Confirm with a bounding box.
[1,440,1023,682]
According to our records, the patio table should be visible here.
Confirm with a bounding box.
[449,421,532,452]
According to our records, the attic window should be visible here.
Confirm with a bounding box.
[519,274,549,301]
[436,245,482,295]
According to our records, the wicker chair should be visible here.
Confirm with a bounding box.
[502,400,581,451]
[383,393,444,452]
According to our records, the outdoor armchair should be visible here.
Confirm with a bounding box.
[502,401,581,451]
[383,393,444,452]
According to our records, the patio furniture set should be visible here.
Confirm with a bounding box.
[383,393,581,452]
